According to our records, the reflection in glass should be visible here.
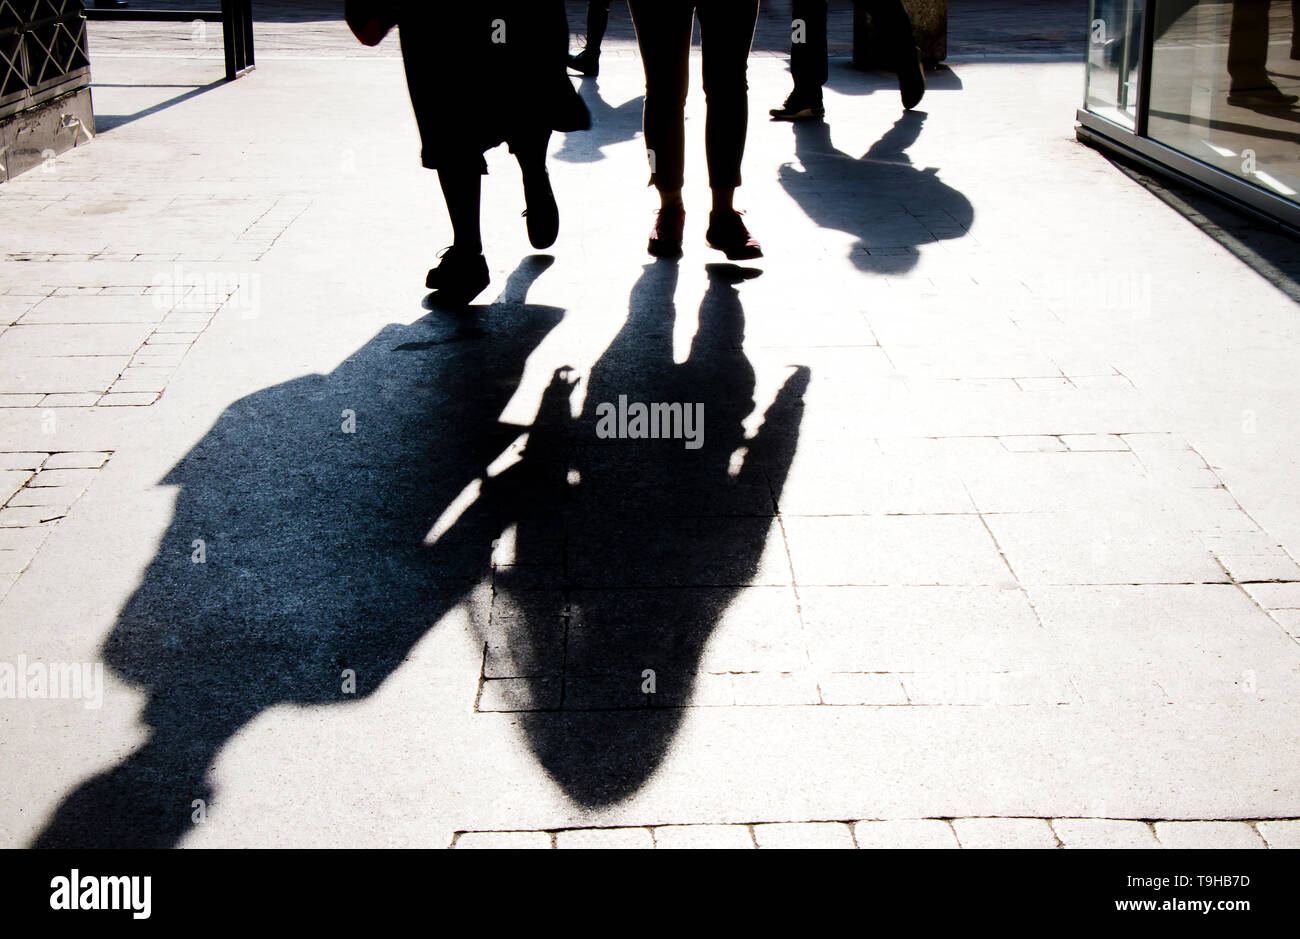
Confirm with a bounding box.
[1148,0,1299,202]
[1087,0,1146,128]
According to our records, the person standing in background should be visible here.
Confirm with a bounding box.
[771,0,926,121]
[569,0,616,77]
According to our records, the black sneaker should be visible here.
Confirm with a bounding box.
[425,247,490,306]
[899,46,926,111]
[522,170,559,250]
[568,50,599,78]
[770,92,824,121]
[705,210,763,261]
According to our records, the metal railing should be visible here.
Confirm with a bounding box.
[84,0,252,81]
[0,0,92,122]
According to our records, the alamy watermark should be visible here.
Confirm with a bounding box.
[0,655,103,709]
[594,395,704,450]
[151,263,261,319]
[50,870,150,919]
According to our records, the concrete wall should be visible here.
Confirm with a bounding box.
[0,86,95,183]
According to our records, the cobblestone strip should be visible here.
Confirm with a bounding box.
[450,817,1294,848]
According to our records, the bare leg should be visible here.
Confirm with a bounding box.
[427,165,490,301]
[513,131,560,250]
[660,188,684,210]
[437,167,483,254]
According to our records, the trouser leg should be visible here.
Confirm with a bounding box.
[629,0,694,191]
[859,0,916,69]
[586,0,613,55]
[790,0,829,96]
[1228,0,1271,89]
[697,0,759,191]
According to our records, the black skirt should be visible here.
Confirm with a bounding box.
[399,1,590,172]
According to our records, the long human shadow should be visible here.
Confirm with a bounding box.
[32,258,566,848]
[33,259,808,839]
[473,262,810,807]
[554,77,644,164]
[779,111,974,274]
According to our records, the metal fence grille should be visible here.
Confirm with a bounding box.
[0,0,90,122]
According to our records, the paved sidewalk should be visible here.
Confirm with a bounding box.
[1,8,1299,847]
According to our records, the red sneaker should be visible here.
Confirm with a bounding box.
[647,206,685,259]
[705,210,763,260]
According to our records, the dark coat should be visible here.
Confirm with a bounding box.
[397,1,590,171]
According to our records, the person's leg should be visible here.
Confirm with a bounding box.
[1228,0,1271,89]
[1226,0,1297,104]
[426,163,490,301]
[1291,0,1299,58]
[438,167,483,255]
[698,0,757,203]
[772,0,827,118]
[861,0,924,109]
[512,130,560,249]
[629,0,692,206]
[570,0,615,75]
[698,0,762,259]
[629,0,693,257]
[587,0,613,58]
[791,0,829,100]
[860,0,913,65]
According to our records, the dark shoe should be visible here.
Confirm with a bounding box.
[1227,83,1299,108]
[522,170,559,249]
[705,210,762,261]
[568,50,599,78]
[647,206,685,259]
[425,246,490,305]
[898,46,926,110]
[770,91,824,121]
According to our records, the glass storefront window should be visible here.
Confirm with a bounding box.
[1079,0,1299,226]
[1087,0,1146,128]
[1148,0,1300,201]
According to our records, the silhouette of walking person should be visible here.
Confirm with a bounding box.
[31,258,570,848]
[569,0,617,77]
[628,1,764,260]
[472,261,809,805]
[349,1,589,306]
[771,0,926,121]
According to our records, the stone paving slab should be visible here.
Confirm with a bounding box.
[0,451,112,599]
[1255,820,1300,849]
[1153,822,1268,850]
